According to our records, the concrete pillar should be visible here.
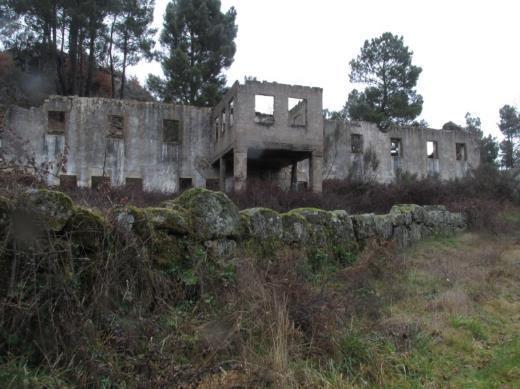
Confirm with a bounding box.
[309,152,323,193]
[233,148,247,192]
[219,157,226,191]
[290,162,298,191]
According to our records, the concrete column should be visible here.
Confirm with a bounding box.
[309,152,323,193]
[290,162,298,191]
[219,157,227,191]
[233,148,247,192]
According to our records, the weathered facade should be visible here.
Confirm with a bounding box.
[0,80,480,193]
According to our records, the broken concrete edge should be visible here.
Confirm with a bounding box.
[0,188,466,255]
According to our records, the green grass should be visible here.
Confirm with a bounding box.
[293,231,520,387]
[0,358,69,388]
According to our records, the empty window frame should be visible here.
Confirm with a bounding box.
[163,119,181,144]
[351,134,363,154]
[391,138,402,157]
[59,174,77,189]
[91,175,110,190]
[48,110,66,134]
[427,141,438,159]
[228,99,234,128]
[456,143,467,161]
[179,177,193,191]
[205,178,219,190]
[125,177,143,191]
[288,97,307,127]
[108,115,124,138]
[221,110,226,134]
[254,95,275,125]
[214,117,219,142]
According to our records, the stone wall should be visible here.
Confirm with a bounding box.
[0,189,467,276]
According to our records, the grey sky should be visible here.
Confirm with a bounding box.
[129,0,520,138]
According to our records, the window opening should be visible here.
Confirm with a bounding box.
[351,134,363,154]
[48,111,65,134]
[288,97,307,126]
[391,138,402,157]
[456,143,467,161]
[427,141,438,159]
[254,95,274,125]
[163,119,181,144]
[108,115,124,138]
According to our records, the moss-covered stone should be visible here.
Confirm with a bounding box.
[290,209,329,246]
[16,189,74,231]
[409,223,422,243]
[392,204,427,224]
[152,231,186,268]
[374,214,394,240]
[423,205,449,228]
[281,211,309,243]
[144,207,190,235]
[112,206,153,239]
[204,239,237,259]
[240,207,283,240]
[329,210,356,245]
[168,188,241,241]
[393,225,410,248]
[389,205,414,226]
[64,207,107,253]
[351,213,376,241]
[449,212,466,230]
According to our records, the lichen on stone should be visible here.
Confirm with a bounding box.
[144,207,190,235]
[281,211,309,244]
[240,207,283,240]
[64,207,107,253]
[17,189,74,231]
[112,206,152,239]
[351,213,376,241]
[374,214,394,241]
[169,188,241,241]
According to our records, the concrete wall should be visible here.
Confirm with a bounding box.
[5,96,212,192]
[211,82,239,162]
[2,82,481,194]
[231,80,323,155]
[322,120,480,182]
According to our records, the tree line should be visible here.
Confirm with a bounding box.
[0,0,156,99]
[0,0,237,105]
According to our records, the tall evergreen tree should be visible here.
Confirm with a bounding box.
[147,0,237,107]
[464,113,499,166]
[114,0,156,99]
[498,105,520,168]
[345,32,423,130]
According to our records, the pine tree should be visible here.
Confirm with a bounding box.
[498,105,520,168]
[147,0,237,107]
[114,0,156,99]
[345,32,423,130]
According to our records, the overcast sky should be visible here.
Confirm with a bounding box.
[129,0,520,138]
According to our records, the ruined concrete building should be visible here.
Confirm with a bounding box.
[1,80,480,193]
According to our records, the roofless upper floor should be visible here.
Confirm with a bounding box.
[210,80,324,163]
